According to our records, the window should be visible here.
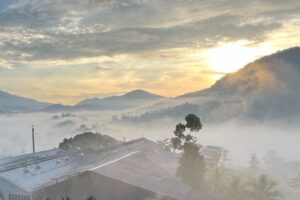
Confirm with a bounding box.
[8,194,29,200]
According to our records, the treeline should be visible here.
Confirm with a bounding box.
[112,103,203,123]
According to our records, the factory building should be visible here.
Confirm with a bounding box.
[0,139,219,200]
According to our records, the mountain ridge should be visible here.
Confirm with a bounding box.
[179,47,300,98]
[0,90,50,112]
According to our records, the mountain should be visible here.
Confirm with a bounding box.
[0,90,50,112]
[181,47,300,98]
[41,104,73,112]
[180,47,300,120]
[74,89,166,111]
[117,47,300,123]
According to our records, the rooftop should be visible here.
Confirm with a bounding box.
[0,139,182,196]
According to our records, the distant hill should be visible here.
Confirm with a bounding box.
[0,89,166,113]
[74,89,166,111]
[117,47,300,122]
[0,90,50,112]
[41,104,73,112]
[180,47,300,98]
[181,47,300,119]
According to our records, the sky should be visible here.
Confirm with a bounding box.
[0,0,299,104]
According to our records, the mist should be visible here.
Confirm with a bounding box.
[1,112,299,167]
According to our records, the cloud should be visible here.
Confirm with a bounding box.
[0,58,11,69]
[0,0,299,103]
[0,0,294,63]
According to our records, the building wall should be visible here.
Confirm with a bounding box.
[0,177,31,200]
[33,171,158,200]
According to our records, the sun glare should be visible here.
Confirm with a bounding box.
[204,41,274,79]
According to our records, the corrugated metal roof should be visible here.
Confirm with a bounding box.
[0,139,160,192]
[0,139,221,200]
[92,152,190,200]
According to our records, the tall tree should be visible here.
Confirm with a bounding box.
[173,113,206,189]
[176,143,206,189]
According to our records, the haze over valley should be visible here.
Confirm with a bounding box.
[1,1,300,200]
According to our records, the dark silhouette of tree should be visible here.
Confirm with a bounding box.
[59,132,117,151]
[172,113,206,189]
[185,114,202,132]
[172,113,203,149]
[176,143,206,189]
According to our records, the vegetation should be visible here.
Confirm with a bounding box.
[58,132,118,151]
[171,113,206,189]
[248,174,282,200]
[249,153,260,176]
[112,103,201,124]
[225,175,247,200]
[55,120,75,127]
[208,166,227,195]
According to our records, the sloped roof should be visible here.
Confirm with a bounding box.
[0,139,162,192]
[0,139,220,200]
[92,152,190,200]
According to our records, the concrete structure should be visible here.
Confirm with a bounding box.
[0,139,218,200]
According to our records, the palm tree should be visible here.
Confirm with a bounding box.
[225,175,247,200]
[248,174,283,200]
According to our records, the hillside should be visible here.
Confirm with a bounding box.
[74,89,166,111]
[184,47,300,119]
[116,47,300,122]
[0,90,50,112]
[181,47,300,98]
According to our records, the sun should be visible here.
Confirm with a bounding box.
[203,40,274,79]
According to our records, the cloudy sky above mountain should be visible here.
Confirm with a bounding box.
[0,0,299,104]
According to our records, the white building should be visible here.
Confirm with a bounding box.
[0,139,219,200]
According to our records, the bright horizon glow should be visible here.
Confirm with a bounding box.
[0,0,299,104]
[203,41,275,79]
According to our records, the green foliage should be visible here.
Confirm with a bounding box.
[185,114,202,132]
[172,113,203,150]
[58,132,118,151]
